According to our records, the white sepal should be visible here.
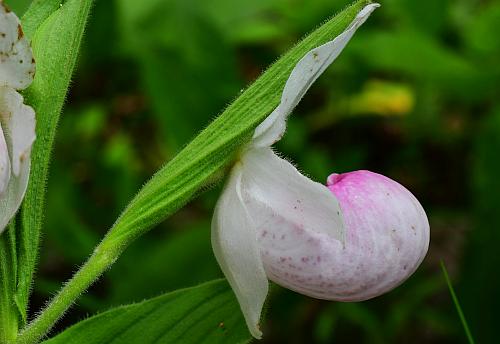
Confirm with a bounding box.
[241,148,344,243]
[252,3,380,148]
[0,156,30,232]
[0,2,36,90]
[0,87,36,176]
[0,123,10,194]
[0,87,36,234]
[211,163,269,339]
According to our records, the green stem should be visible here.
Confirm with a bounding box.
[16,241,119,344]
[0,223,19,344]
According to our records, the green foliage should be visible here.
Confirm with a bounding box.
[21,0,63,40]
[349,31,487,99]
[0,224,18,342]
[43,279,249,344]
[0,0,497,342]
[15,2,373,343]
[463,2,500,58]
[460,108,500,343]
[5,0,31,16]
[117,0,240,151]
[440,261,474,344]
[15,0,95,326]
[105,223,221,306]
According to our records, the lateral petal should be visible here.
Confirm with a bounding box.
[211,164,269,339]
[252,3,379,147]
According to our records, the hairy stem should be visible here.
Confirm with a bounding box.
[0,223,19,343]
[16,241,119,344]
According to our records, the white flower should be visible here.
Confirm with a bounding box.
[211,3,429,339]
[0,2,36,234]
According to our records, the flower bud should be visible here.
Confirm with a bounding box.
[211,4,387,338]
[259,170,429,301]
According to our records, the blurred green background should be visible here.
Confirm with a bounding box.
[10,0,500,342]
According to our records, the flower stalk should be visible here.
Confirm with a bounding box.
[209,4,390,337]
[15,1,374,343]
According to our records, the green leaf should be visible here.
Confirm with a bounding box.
[440,261,474,344]
[16,0,94,323]
[0,223,19,342]
[6,0,32,16]
[21,0,63,40]
[43,279,250,344]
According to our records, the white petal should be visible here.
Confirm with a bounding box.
[0,87,36,176]
[211,164,268,339]
[0,156,30,233]
[253,170,429,301]
[0,123,10,195]
[252,3,379,147]
[0,87,35,234]
[0,2,36,90]
[241,148,344,243]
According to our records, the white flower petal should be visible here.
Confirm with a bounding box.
[241,148,344,243]
[252,170,429,301]
[0,2,36,90]
[252,3,379,148]
[0,87,35,234]
[0,123,10,195]
[211,164,268,339]
[0,156,30,233]
[0,87,36,176]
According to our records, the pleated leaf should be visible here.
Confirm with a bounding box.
[43,279,250,344]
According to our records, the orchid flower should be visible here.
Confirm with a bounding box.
[211,3,430,339]
[0,2,36,234]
